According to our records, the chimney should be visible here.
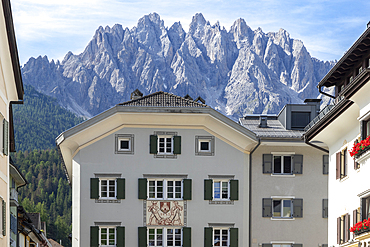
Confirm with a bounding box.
[184,94,193,100]
[131,89,143,100]
[259,115,268,128]
[195,96,206,104]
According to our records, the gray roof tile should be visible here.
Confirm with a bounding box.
[239,117,303,139]
[118,91,209,108]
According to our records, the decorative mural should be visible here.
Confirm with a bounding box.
[146,201,185,226]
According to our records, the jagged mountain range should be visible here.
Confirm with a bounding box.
[21,13,335,119]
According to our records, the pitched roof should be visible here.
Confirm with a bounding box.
[239,116,304,139]
[118,91,208,108]
[48,239,64,247]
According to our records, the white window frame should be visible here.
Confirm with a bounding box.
[213,180,229,201]
[148,227,182,247]
[99,226,116,246]
[158,135,173,155]
[148,179,183,200]
[100,179,117,199]
[273,155,292,175]
[213,228,229,247]
[115,134,134,154]
[272,199,293,218]
[195,136,215,156]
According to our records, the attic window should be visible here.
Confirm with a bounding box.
[291,112,310,130]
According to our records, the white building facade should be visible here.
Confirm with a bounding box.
[57,92,258,247]
[304,23,370,247]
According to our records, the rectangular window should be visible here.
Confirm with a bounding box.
[336,149,348,179]
[273,199,292,218]
[148,179,182,200]
[337,214,350,244]
[358,66,363,75]
[115,134,134,154]
[100,179,116,199]
[291,112,311,130]
[213,180,229,200]
[100,227,116,246]
[362,196,370,220]
[148,227,181,246]
[195,136,215,156]
[213,228,228,246]
[158,135,173,154]
[273,155,292,174]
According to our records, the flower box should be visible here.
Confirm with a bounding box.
[349,136,370,159]
[351,218,370,236]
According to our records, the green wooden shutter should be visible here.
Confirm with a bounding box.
[293,154,303,174]
[229,180,239,200]
[322,244,328,247]
[323,155,329,174]
[263,154,272,173]
[292,199,303,218]
[204,179,213,200]
[90,226,99,247]
[90,178,99,199]
[183,179,192,200]
[138,227,147,247]
[2,198,5,236]
[322,199,328,218]
[182,227,191,247]
[117,178,125,200]
[262,244,272,247]
[292,244,303,247]
[173,136,181,154]
[262,198,272,217]
[116,226,125,247]
[3,119,8,156]
[229,228,238,247]
[204,227,212,247]
[150,135,158,154]
[138,178,147,199]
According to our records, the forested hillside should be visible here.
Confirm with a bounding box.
[12,84,84,151]
[10,84,84,246]
[12,150,71,246]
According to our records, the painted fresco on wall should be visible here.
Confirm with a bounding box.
[146,200,184,226]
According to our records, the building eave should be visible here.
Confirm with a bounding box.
[319,26,370,88]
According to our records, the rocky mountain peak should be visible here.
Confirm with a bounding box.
[21,13,335,120]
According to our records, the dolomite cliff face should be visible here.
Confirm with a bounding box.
[21,13,334,119]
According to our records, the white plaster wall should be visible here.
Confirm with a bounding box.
[72,159,81,246]
[251,144,328,246]
[327,122,368,246]
[74,127,250,247]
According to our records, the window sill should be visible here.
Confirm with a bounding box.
[154,154,177,159]
[209,200,234,205]
[95,199,121,203]
[339,175,349,182]
[147,198,183,201]
[270,217,295,221]
[271,174,295,178]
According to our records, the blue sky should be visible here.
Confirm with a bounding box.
[11,0,370,65]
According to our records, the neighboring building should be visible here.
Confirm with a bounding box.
[57,90,330,247]
[0,0,25,247]
[57,91,259,246]
[240,99,328,247]
[304,23,370,246]
[18,208,51,247]
[9,159,26,246]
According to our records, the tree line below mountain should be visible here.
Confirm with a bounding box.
[11,84,85,246]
